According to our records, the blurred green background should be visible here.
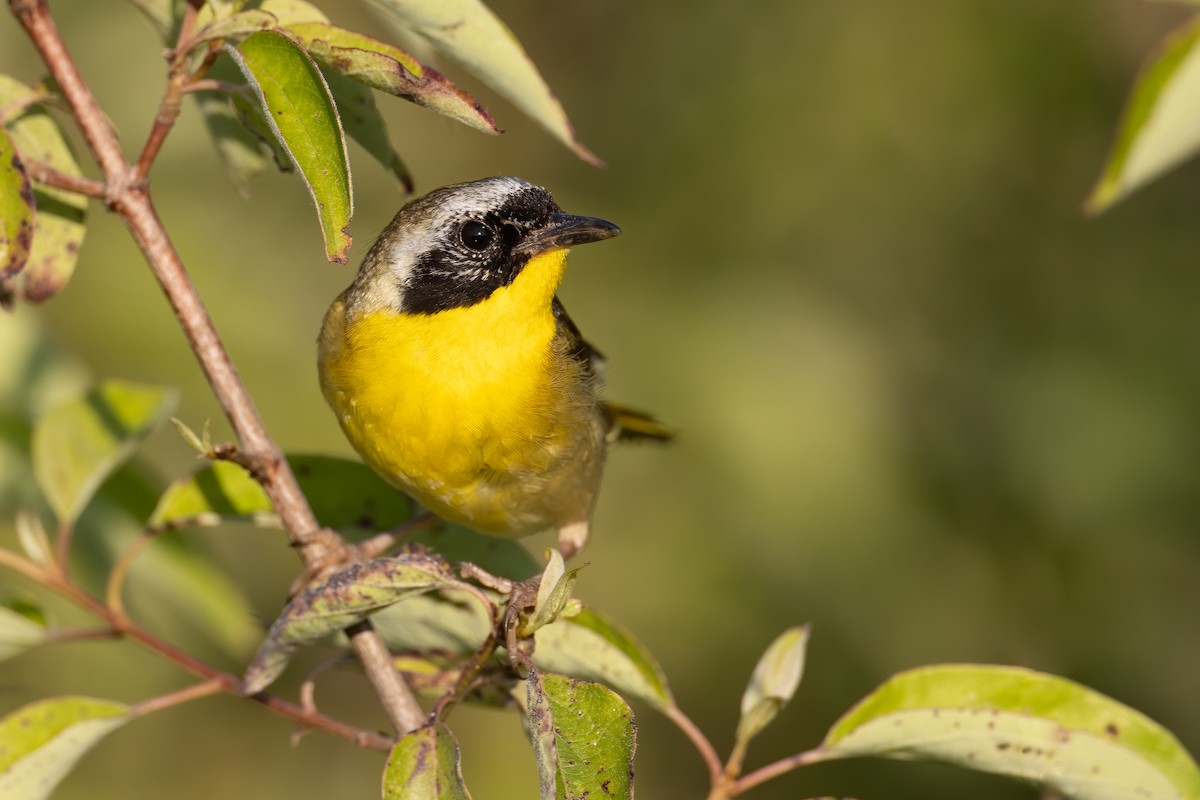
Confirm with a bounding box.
[4,1,1200,798]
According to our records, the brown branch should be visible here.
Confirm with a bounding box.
[133,2,196,182]
[8,0,423,736]
[22,557,393,751]
[727,747,831,797]
[21,158,106,197]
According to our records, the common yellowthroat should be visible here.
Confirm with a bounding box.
[318,177,668,558]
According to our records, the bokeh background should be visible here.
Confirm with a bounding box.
[3,1,1200,798]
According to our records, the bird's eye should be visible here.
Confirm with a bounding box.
[459,220,495,252]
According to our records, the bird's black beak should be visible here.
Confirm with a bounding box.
[516,213,621,256]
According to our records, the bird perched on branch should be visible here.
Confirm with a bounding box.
[318,177,668,558]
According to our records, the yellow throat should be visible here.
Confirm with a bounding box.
[318,248,601,536]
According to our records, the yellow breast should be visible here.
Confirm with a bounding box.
[318,250,603,536]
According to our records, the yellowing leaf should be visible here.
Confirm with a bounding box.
[228,30,353,263]
[823,664,1200,800]
[0,597,48,662]
[362,0,601,165]
[1088,14,1200,213]
[0,77,87,305]
[0,128,34,284]
[382,723,473,800]
[0,696,129,800]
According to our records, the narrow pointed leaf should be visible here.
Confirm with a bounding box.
[521,549,582,637]
[14,509,52,566]
[284,22,496,134]
[382,722,473,800]
[1087,14,1200,213]
[32,380,176,524]
[0,128,34,282]
[0,696,129,800]
[533,606,673,711]
[526,669,636,800]
[736,624,810,744]
[321,70,412,192]
[823,664,1200,800]
[228,30,353,263]
[363,0,601,165]
[0,597,48,662]
[0,77,87,305]
[242,555,477,693]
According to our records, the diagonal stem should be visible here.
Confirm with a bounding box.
[8,0,422,735]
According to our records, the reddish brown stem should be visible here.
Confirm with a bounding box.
[8,0,422,735]
[21,158,106,197]
[727,748,830,797]
[23,555,393,751]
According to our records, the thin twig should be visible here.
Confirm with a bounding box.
[9,0,424,736]
[664,704,724,790]
[182,78,244,95]
[355,511,439,561]
[0,547,52,583]
[728,747,831,797]
[21,158,106,197]
[18,555,393,751]
[105,527,159,623]
[133,2,196,182]
[345,621,426,732]
[130,677,225,717]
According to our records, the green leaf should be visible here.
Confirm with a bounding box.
[149,454,413,536]
[0,77,87,306]
[230,88,294,173]
[382,722,473,800]
[241,554,479,693]
[823,664,1200,800]
[520,549,580,637]
[533,606,673,711]
[228,30,353,263]
[32,380,177,524]
[284,22,497,135]
[736,624,810,745]
[1087,14,1200,213]
[526,669,636,800]
[191,8,278,45]
[0,597,48,662]
[321,70,412,192]
[363,0,601,165]
[0,696,129,800]
[0,127,34,284]
[369,590,493,655]
[192,61,272,198]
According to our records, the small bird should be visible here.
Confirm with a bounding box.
[318,177,668,558]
